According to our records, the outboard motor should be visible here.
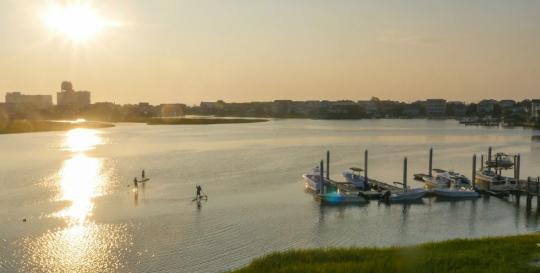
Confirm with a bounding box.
[382,190,391,202]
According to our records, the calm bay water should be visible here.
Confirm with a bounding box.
[1,119,540,273]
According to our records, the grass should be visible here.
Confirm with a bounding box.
[147,117,268,125]
[230,234,540,273]
[0,119,114,134]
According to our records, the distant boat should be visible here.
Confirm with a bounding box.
[302,166,327,192]
[475,169,517,191]
[342,167,370,190]
[382,188,426,202]
[318,191,368,204]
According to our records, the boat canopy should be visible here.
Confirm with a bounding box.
[349,167,364,172]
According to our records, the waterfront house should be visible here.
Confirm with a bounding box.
[424,99,447,117]
[478,99,497,114]
[532,99,540,122]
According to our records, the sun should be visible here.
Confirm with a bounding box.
[43,2,112,42]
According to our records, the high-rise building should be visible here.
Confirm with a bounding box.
[5,92,52,109]
[56,81,91,107]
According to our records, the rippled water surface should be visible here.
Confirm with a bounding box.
[1,119,540,272]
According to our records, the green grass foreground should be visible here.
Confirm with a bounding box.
[147,117,268,125]
[230,234,540,273]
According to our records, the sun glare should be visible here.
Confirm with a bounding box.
[64,128,102,152]
[43,2,113,42]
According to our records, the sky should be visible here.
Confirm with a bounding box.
[0,0,539,105]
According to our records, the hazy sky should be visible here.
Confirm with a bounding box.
[1,0,539,105]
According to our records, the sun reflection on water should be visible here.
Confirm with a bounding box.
[28,128,129,272]
[63,128,102,152]
[55,154,104,225]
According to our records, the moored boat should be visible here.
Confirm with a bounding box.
[424,172,451,189]
[433,188,480,198]
[318,191,368,204]
[424,170,471,189]
[302,166,327,192]
[475,169,517,191]
[342,167,370,190]
[382,188,426,202]
[485,153,514,169]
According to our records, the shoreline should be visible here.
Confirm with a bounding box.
[0,120,115,135]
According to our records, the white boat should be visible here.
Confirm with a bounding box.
[318,191,368,204]
[302,166,326,192]
[382,188,426,202]
[342,167,370,190]
[475,169,517,191]
[434,188,480,198]
[485,153,514,169]
[447,171,471,187]
[424,171,471,190]
[424,172,452,189]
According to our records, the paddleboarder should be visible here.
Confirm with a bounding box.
[196,185,202,199]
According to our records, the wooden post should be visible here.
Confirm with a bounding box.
[364,149,368,186]
[516,154,521,181]
[429,147,433,177]
[525,177,532,210]
[472,154,477,189]
[536,178,540,210]
[488,147,492,171]
[320,160,324,194]
[495,156,499,175]
[403,157,408,192]
[527,177,532,210]
[514,155,519,180]
[481,154,484,170]
[326,151,330,180]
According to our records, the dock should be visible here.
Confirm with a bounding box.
[308,147,539,208]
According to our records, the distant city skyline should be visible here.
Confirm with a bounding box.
[1,1,539,104]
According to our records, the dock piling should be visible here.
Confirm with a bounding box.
[403,157,408,192]
[320,160,324,194]
[481,155,484,170]
[472,154,476,189]
[326,151,330,180]
[516,154,521,181]
[514,155,519,178]
[537,179,540,209]
[527,178,532,210]
[429,147,433,177]
[364,149,368,185]
[488,147,492,171]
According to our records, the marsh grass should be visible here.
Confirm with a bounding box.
[147,117,268,125]
[230,234,540,273]
[0,120,114,134]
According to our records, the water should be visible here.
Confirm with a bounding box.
[1,119,540,273]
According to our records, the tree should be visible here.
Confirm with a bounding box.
[466,103,477,116]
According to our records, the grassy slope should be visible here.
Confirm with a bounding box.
[231,234,540,273]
